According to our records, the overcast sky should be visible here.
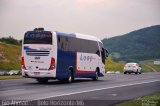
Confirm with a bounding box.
[0,0,160,40]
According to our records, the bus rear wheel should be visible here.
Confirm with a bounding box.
[36,78,48,83]
[67,71,74,83]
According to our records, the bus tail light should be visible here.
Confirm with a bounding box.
[21,57,26,70]
[49,57,55,70]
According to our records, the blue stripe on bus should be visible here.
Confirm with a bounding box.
[26,54,49,56]
[26,50,50,56]
[24,46,37,51]
[56,49,76,80]
[26,53,49,55]
[74,73,95,78]
[26,51,49,52]
[28,55,48,56]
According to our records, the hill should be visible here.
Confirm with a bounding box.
[0,36,21,45]
[102,25,160,61]
[0,42,21,70]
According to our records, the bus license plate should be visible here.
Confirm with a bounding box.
[34,72,40,75]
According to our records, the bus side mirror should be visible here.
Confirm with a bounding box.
[105,49,109,57]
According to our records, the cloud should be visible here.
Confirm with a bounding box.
[0,0,160,40]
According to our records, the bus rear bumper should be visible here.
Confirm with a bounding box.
[23,75,56,80]
[22,70,56,79]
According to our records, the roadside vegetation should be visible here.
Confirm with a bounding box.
[0,36,21,45]
[105,58,160,73]
[105,57,124,73]
[116,93,160,106]
[0,37,159,73]
[140,60,160,72]
[0,75,23,80]
[0,42,21,70]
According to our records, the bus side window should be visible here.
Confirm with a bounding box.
[61,42,64,50]
[58,36,60,42]
[64,37,69,51]
[57,36,61,49]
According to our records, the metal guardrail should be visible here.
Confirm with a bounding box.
[0,70,21,76]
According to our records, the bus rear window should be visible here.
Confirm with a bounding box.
[24,32,52,44]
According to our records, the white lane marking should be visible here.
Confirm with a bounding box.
[108,94,117,96]
[0,89,25,92]
[34,79,160,100]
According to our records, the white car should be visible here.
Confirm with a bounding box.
[124,63,142,74]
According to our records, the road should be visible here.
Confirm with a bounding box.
[0,72,160,106]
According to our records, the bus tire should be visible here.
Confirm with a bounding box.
[36,78,48,83]
[67,71,74,83]
[92,71,98,81]
[135,70,138,74]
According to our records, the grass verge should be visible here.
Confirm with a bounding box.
[140,60,160,72]
[0,43,21,70]
[0,75,23,80]
[116,93,160,106]
[105,57,124,73]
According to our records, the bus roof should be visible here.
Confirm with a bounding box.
[56,32,102,43]
[25,30,102,43]
[75,33,102,43]
[56,32,76,38]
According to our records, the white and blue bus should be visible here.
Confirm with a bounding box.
[22,28,108,83]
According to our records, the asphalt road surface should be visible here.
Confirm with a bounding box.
[0,72,160,106]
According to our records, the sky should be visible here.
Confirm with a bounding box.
[0,0,160,40]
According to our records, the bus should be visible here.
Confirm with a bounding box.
[22,28,108,83]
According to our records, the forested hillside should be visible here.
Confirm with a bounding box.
[102,25,160,61]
